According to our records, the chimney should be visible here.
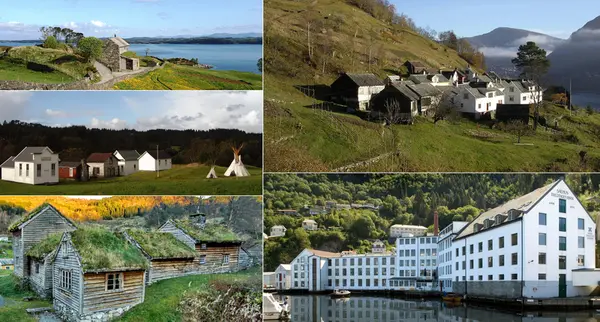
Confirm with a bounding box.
[433,211,439,236]
[190,207,206,228]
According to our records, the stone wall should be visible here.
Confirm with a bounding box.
[99,40,120,72]
[54,300,134,322]
[453,281,522,298]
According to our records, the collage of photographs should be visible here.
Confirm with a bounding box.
[1,0,600,321]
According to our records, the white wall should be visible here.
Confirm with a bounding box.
[138,153,172,171]
[358,85,385,111]
[275,266,291,290]
[87,162,107,177]
[10,150,59,185]
[1,167,14,182]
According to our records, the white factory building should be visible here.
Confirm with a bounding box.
[437,221,469,293]
[389,224,428,238]
[448,179,597,299]
[391,235,438,290]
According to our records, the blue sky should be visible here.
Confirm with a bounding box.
[0,0,262,40]
[394,0,599,38]
[0,91,263,133]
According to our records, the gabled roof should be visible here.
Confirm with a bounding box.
[0,258,14,265]
[389,83,420,101]
[428,74,449,83]
[272,225,287,229]
[0,156,15,169]
[409,74,431,84]
[125,229,196,260]
[26,233,62,260]
[303,219,317,224]
[344,73,385,87]
[108,36,129,47]
[8,203,77,232]
[407,83,443,98]
[13,147,54,162]
[87,153,115,163]
[141,150,171,160]
[278,264,291,271]
[308,249,341,258]
[114,150,140,161]
[168,219,242,243]
[455,180,561,240]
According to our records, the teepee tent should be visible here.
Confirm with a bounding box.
[206,166,217,179]
[224,144,250,177]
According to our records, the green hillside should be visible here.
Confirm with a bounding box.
[263,0,600,172]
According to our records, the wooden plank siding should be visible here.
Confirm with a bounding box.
[158,221,196,250]
[53,240,84,316]
[82,271,145,314]
[148,259,197,284]
[12,231,23,277]
[28,258,53,298]
[195,243,241,273]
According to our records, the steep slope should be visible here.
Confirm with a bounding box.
[547,15,600,94]
[465,27,565,77]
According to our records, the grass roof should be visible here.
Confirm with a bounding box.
[8,203,52,232]
[126,229,196,259]
[26,233,62,260]
[70,226,148,272]
[173,220,241,243]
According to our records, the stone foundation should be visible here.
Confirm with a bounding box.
[55,300,134,322]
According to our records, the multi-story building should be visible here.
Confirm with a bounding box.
[437,221,469,293]
[392,235,439,290]
[389,224,428,238]
[450,179,596,299]
[275,264,291,290]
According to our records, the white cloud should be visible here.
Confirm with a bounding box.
[90,20,106,27]
[511,34,564,47]
[45,109,68,118]
[90,117,128,130]
[63,21,78,28]
[0,92,33,121]
[478,46,519,58]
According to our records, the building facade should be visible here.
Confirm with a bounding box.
[437,221,469,293]
[0,147,59,185]
[389,224,428,238]
[138,150,172,171]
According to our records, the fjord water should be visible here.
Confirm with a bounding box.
[0,42,263,73]
[279,294,600,322]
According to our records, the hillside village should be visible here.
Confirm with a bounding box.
[4,203,259,321]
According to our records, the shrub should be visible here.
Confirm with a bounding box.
[78,37,104,62]
[43,36,59,49]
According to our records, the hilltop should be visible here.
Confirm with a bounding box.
[264,0,600,172]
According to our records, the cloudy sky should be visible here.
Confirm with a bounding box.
[0,0,262,40]
[397,0,599,39]
[0,91,263,133]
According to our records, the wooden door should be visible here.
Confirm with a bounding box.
[559,274,567,298]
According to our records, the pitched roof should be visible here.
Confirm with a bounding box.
[13,147,54,162]
[26,233,62,260]
[143,150,171,160]
[66,226,148,272]
[455,180,561,240]
[8,203,76,232]
[114,150,140,161]
[108,36,129,47]
[0,258,13,265]
[172,220,242,243]
[344,73,385,87]
[510,80,527,92]
[407,83,443,97]
[409,74,431,84]
[278,264,291,270]
[303,219,317,224]
[389,83,420,101]
[59,161,82,168]
[428,74,449,83]
[0,156,15,169]
[125,229,196,260]
[87,153,115,163]
[309,249,341,258]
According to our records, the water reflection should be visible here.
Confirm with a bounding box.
[274,294,600,322]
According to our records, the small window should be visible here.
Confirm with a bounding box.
[499,255,504,266]
[36,164,41,177]
[469,244,473,254]
[201,243,207,250]
[539,213,546,225]
[59,269,72,291]
[559,236,567,251]
[511,233,518,246]
[499,237,504,248]
[559,255,566,269]
[51,163,56,176]
[222,254,230,265]
[539,253,546,264]
[578,236,585,249]
[478,258,482,268]
[578,218,584,230]
[463,93,468,99]
[488,256,493,267]
[539,233,546,246]
[200,255,206,264]
[511,274,518,280]
[478,242,482,252]
[106,273,122,291]
[511,253,518,265]
[35,263,39,274]
[488,275,493,281]
[499,274,504,280]
[559,217,567,232]
[559,199,567,213]
[578,255,585,267]
[538,274,546,280]
[478,275,482,281]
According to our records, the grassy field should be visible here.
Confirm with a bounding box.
[0,273,52,322]
[118,268,260,322]
[121,51,161,67]
[264,0,600,172]
[0,242,13,258]
[0,46,92,83]
[113,63,262,90]
[0,165,262,195]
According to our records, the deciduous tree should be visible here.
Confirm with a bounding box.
[77,37,104,62]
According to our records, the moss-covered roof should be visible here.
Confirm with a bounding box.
[173,220,241,243]
[26,233,62,260]
[126,229,196,259]
[8,203,53,232]
[70,226,148,272]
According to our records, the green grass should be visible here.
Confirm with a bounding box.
[0,165,262,195]
[117,268,260,322]
[0,273,51,322]
[121,51,160,67]
[125,230,196,259]
[113,63,262,90]
[0,59,75,83]
[264,0,600,172]
[26,233,61,259]
[173,221,241,243]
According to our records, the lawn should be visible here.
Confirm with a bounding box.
[113,63,262,90]
[0,46,92,83]
[0,165,262,195]
[0,273,52,322]
[117,267,260,322]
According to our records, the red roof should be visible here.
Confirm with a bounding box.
[87,153,114,163]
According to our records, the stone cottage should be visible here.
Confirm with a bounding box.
[100,36,139,72]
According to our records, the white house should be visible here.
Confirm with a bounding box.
[270,225,287,237]
[113,150,140,176]
[138,150,172,171]
[330,73,385,111]
[505,80,543,105]
[86,153,119,178]
[263,272,276,288]
[275,264,291,290]
[437,221,469,293]
[0,147,59,185]
[449,83,504,117]
[449,179,597,299]
[302,219,318,231]
[392,235,439,290]
[390,224,428,238]
[371,239,386,253]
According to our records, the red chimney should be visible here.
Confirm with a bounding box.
[434,211,439,236]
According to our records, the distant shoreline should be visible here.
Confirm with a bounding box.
[0,37,262,45]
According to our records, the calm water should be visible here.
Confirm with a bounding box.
[0,42,262,73]
[277,294,600,322]
[572,93,600,110]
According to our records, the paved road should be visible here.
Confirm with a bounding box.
[93,61,113,84]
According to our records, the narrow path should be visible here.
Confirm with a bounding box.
[93,61,113,84]
[332,151,397,172]
[270,135,295,145]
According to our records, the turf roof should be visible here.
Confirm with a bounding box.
[173,220,241,243]
[26,233,62,260]
[69,226,148,272]
[8,203,57,232]
[126,229,196,259]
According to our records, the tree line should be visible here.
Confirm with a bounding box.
[0,121,262,168]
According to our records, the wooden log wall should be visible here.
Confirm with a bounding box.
[82,270,145,314]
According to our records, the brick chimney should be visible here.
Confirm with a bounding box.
[433,211,439,236]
